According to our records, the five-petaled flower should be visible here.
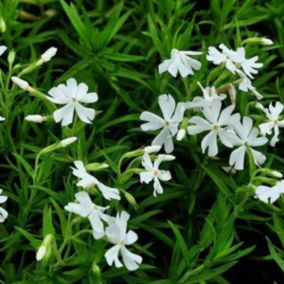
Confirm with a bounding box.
[140,152,175,196]
[71,161,120,201]
[187,100,240,157]
[104,211,142,271]
[259,101,284,146]
[47,78,98,126]
[158,48,202,78]
[229,116,268,170]
[140,94,185,153]
[65,191,111,239]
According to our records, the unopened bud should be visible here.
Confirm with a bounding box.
[255,102,264,111]
[144,145,161,153]
[177,129,186,141]
[25,115,48,123]
[59,137,77,147]
[261,38,273,45]
[0,45,7,56]
[41,47,57,63]
[11,76,30,91]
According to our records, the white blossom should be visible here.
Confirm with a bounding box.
[11,76,30,90]
[0,189,8,223]
[259,101,284,146]
[65,191,111,239]
[255,180,284,204]
[140,94,185,153]
[187,100,240,157]
[0,45,7,56]
[140,152,175,196]
[207,44,263,78]
[229,116,268,170]
[105,211,142,271]
[71,161,120,201]
[186,82,226,110]
[47,78,98,126]
[158,48,202,78]
[41,47,57,62]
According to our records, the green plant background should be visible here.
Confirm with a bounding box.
[0,0,284,283]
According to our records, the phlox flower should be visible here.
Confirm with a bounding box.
[259,101,284,146]
[229,116,268,170]
[207,44,263,78]
[187,100,240,157]
[186,82,226,110]
[105,211,142,271]
[158,48,202,78]
[0,189,8,223]
[255,180,284,204]
[140,152,175,197]
[71,161,120,201]
[47,78,98,126]
[65,191,111,239]
[140,94,185,153]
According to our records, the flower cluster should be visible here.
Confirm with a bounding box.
[141,43,284,204]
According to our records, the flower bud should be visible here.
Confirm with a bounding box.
[11,76,30,91]
[59,137,77,147]
[7,50,16,66]
[271,170,283,178]
[36,234,54,262]
[41,47,57,62]
[255,102,264,111]
[144,145,161,153]
[0,18,6,33]
[86,162,109,171]
[0,116,5,121]
[25,115,48,123]
[261,38,273,45]
[176,129,186,141]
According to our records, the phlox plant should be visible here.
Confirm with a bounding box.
[1,0,284,283]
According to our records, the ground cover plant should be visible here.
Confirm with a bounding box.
[1,0,284,283]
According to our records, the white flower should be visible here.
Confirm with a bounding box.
[140,94,185,153]
[71,161,120,201]
[65,191,111,239]
[229,116,268,170]
[259,101,284,146]
[186,82,226,110]
[238,75,263,100]
[207,44,263,78]
[230,46,263,79]
[255,180,284,204]
[140,152,175,197]
[59,136,77,147]
[0,116,5,121]
[187,100,240,157]
[105,211,142,271]
[158,48,202,78]
[47,78,98,126]
[0,189,8,223]
[41,47,57,62]
[207,44,239,74]
[25,115,47,123]
[0,45,7,56]
[11,76,30,90]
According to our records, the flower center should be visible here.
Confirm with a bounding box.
[164,120,171,127]
[274,119,279,125]
[212,124,220,131]
[153,169,159,176]
[72,97,77,103]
